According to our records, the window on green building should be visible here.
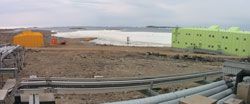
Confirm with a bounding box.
[243,49,246,52]
[244,38,247,41]
[225,47,227,50]
[235,49,238,51]
[236,37,239,40]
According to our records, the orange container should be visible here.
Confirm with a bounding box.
[13,30,44,47]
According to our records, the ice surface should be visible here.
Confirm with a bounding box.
[54,30,172,47]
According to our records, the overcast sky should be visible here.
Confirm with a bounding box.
[0,0,249,28]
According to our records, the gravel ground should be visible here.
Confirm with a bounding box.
[20,47,221,78]
[17,41,223,104]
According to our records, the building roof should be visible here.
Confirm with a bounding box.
[182,25,250,34]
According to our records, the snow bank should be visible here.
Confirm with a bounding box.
[54,30,172,47]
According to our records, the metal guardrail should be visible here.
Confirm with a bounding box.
[19,70,222,94]
[22,70,221,82]
[222,61,250,75]
[0,68,18,77]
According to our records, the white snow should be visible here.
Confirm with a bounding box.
[54,30,172,47]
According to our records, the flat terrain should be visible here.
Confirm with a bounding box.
[16,39,226,104]
[0,34,238,104]
[21,39,222,78]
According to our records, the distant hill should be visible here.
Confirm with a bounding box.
[146,26,179,28]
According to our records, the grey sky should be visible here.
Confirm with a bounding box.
[0,0,249,28]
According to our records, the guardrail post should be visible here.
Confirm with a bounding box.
[204,75,207,81]
[150,81,154,90]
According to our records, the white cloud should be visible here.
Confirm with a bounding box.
[0,0,249,28]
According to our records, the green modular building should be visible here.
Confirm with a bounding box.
[172,25,250,57]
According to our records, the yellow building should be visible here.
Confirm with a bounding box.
[13,30,44,47]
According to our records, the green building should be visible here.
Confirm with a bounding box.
[172,25,250,57]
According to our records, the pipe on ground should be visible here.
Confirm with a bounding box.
[105,80,227,104]
[216,94,236,104]
[209,89,233,100]
[159,83,231,104]
[197,83,233,96]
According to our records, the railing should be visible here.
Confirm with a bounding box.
[19,70,222,94]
